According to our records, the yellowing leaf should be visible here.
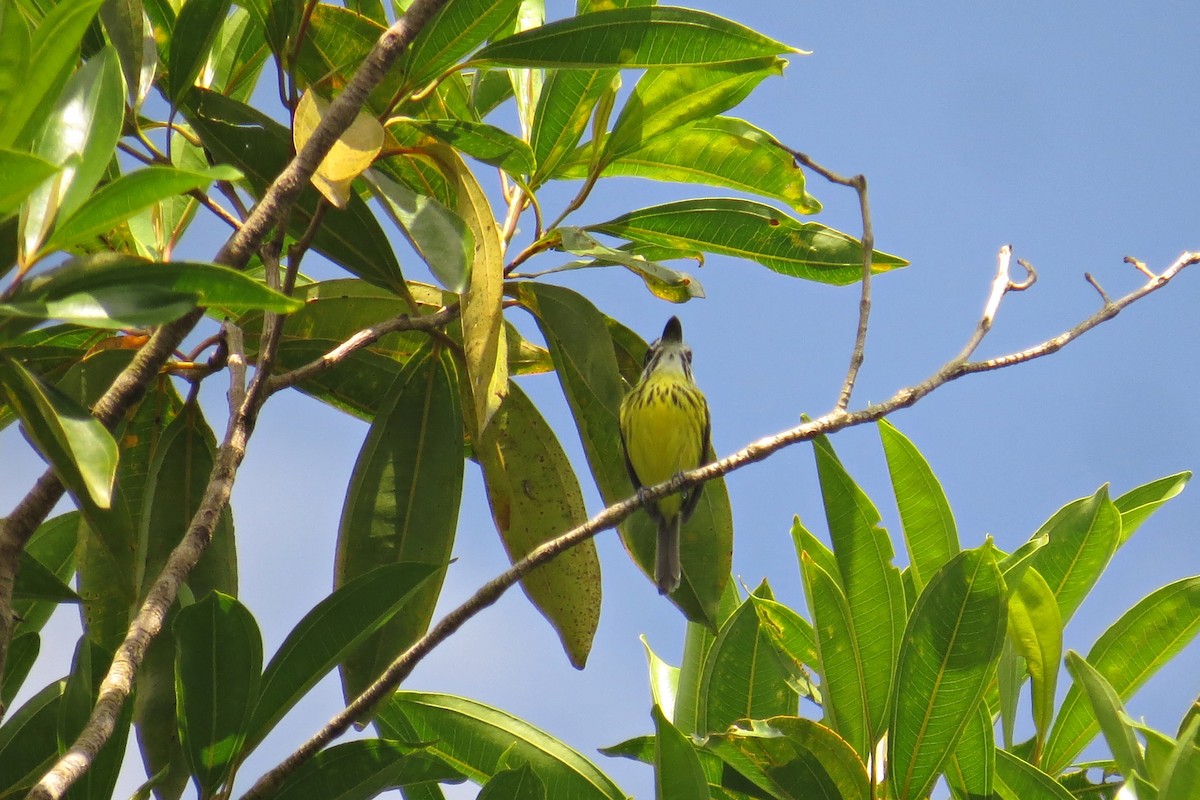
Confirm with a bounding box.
[293,89,383,208]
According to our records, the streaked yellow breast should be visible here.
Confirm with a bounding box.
[619,373,708,519]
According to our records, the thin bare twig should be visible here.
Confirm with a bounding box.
[240,248,1199,799]
[18,2,456,795]
[776,144,874,411]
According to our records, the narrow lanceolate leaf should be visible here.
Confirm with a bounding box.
[99,0,147,108]
[1064,652,1146,783]
[396,118,535,176]
[0,679,66,795]
[604,58,785,162]
[1028,485,1121,625]
[367,170,473,294]
[516,282,732,626]
[1114,471,1190,545]
[20,46,125,260]
[13,512,79,637]
[336,346,464,702]
[0,0,105,149]
[564,116,821,215]
[587,198,906,285]
[1007,566,1061,762]
[0,357,118,508]
[1161,719,1200,800]
[377,692,626,800]
[944,704,996,800]
[799,552,869,759]
[167,0,232,105]
[812,434,905,745]
[476,383,601,669]
[399,0,523,90]
[531,68,615,186]
[643,636,681,717]
[878,418,959,592]
[704,717,870,800]
[698,585,798,733]
[553,227,703,303]
[472,7,803,68]
[479,763,547,800]
[889,545,1007,800]
[44,164,241,251]
[445,149,506,435]
[183,88,406,295]
[174,592,263,796]
[993,750,1076,800]
[245,563,440,754]
[750,594,820,701]
[653,705,709,800]
[0,150,57,219]
[0,254,301,340]
[274,740,464,800]
[1043,576,1200,773]
[13,551,79,604]
[1,633,39,709]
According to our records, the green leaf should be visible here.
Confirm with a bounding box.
[812,434,905,745]
[531,68,615,186]
[14,550,80,603]
[0,253,301,338]
[1065,651,1146,783]
[20,45,125,259]
[377,692,626,799]
[476,382,601,669]
[205,7,267,102]
[336,345,464,703]
[0,356,118,508]
[1161,718,1200,800]
[878,418,959,592]
[698,584,798,733]
[889,545,1007,800]
[748,601,820,710]
[674,582,741,737]
[13,512,79,637]
[241,0,297,63]
[0,149,57,219]
[367,169,473,294]
[944,704,996,800]
[183,88,407,294]
[994,750,1076,800]
[587,198,906,285]
[245,563,440,754]
[167,0,232,104]
[99,0,150,108]
[515,282,732,626]
[58,638,133,800]
[400,0,523,90]
[174,591,262,795]
[0,0,105,149]
[642,636,680,717]
[45,164,240,251]
[0,632,39,710]
[0,678,66,796]
[473,7,802,68]
[398,118,535,175]
[569,116,822,215]
[1044,576,1200,773]
[798,552,868,759]
[479,764,547,800]
[1029,485,1122,625]
[1007,566,1061,762]
[605,57,785,161]
[653,705,709,800]
[704,716,870,800]
[1114,472,1190,545]
[290,6,401,118]
[273,740,464,800]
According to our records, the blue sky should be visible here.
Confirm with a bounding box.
[3,2,1199,798]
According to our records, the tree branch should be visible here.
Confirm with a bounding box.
[19,1,456,795]
[239,247,1199,798]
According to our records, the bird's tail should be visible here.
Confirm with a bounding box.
[655,515,682,595]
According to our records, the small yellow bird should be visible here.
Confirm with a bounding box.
[619,317,711,595]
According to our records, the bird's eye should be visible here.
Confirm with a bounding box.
[683,349,693,364]
[643,342,659,368]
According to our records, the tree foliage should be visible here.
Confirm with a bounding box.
[0,1,1195,799]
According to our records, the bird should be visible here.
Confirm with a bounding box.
[618,316,711,595]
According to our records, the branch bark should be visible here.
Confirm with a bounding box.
[238,248,1199,798]
[19,1,455,796]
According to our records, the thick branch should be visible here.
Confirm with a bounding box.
[21,1,455,795]
[240,248,1199,798]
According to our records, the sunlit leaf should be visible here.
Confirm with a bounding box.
[367,169,472,294]
[293,89,384,208]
